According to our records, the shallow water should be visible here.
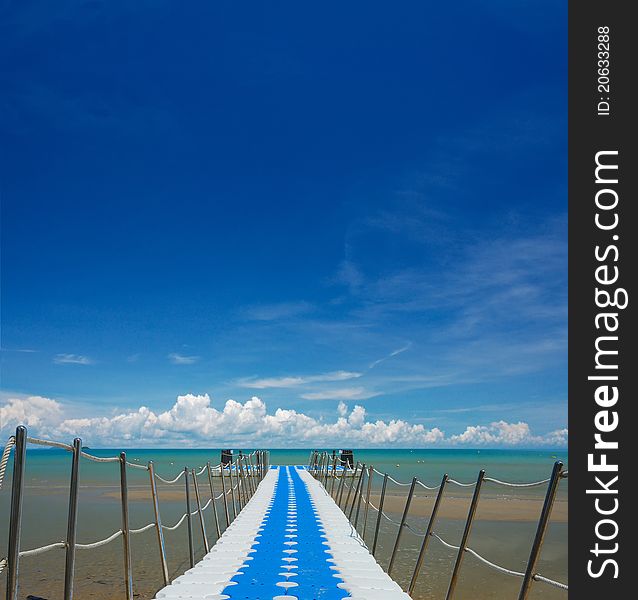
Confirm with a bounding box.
[0,448,568,599]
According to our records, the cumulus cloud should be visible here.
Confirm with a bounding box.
[0,393,567,448]
[0,396,63,429]
[53,353,93,365]
[168,353,199,365]
[449,421,568,447]
[238,371,362,389]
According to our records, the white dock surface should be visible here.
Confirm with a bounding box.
[154,466,410,599]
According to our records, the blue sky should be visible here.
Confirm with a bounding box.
[0,1,567,447]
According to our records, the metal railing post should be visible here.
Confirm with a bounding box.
[227,463,238,519]
[408,474,449,595]
[517,461,564,600]
[388,476,417,575]
[362,465,374,540]
[372,473,388,557]
[119,453,133,600]
[343,462,359,510]
[336,459,346,505]
[220,463,232,525]
[206,462,222,537]
[330,456,338,496]
[248,455,256,494]
[192,469,209,554]
[354,466,367,528]
[148,461,170,585]
[247,456,255,496]
[184,468,195,568]
[234,459,243,511]
[63,438,82,600]
[6,425,27,600]
[236,459,245,509]
[323,453,330,487]
[445,470,485,600]
[349,463,366,521]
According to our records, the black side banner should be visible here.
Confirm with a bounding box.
[569,1,636,598]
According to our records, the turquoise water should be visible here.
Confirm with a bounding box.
[17,447,568,486]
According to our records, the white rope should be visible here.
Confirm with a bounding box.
[367,500,402,527]
[386,475,413,486]
[126,461,149,471]
[415,480,441,491]
[77,530,122,549]
[155,470,185,484]
[429,532,567,590]
[372,468,411,486]
[162,513,188,531]
[447,478,476,487]
[465,547,525,577]
[80,451,119,463]
[19,541,66,557]
[130,522,155,535]
[195,465,208,476]
[484,476,551,488]
[431,532,460,550]
[561,470,569,478]
[0,436,15,491]
[0,557,5,576]
[201,498,212,512]
[26,436,73,451]
[534,573,569,590]
[404,523,426,537]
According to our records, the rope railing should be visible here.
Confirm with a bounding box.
[1,427,270,600]
[483,476,551,487]
[154,470,185,484]
[308,449,568,600]
[429,531,568,589]
[0,436,16,491]
[80,451,119,463]
[26,436,73,451]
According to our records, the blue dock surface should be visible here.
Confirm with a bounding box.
[155,466,410,600]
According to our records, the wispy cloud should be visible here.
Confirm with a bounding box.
[238,370,361,389]
[301,387,380,401]
[53,354,93,365]
[369,342,412,369]
[168,353,200,365]
[1,347,38,353]
[239,301,314,321]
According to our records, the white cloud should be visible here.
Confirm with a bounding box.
[240,301,314,321]
[301,387,380,401]
[0,396,63,429]
[369,342,412,369]
[449,421,568,446]
[168,353,199,365]
[0,394,567,448]
[53,354,93,365]
[238,370,362,389]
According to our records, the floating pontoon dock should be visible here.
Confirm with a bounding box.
[2,429,569,600]
[154,466,410,600]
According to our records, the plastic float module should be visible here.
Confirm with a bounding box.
[154,466,411,600]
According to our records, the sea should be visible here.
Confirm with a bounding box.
[1,448,568,600]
